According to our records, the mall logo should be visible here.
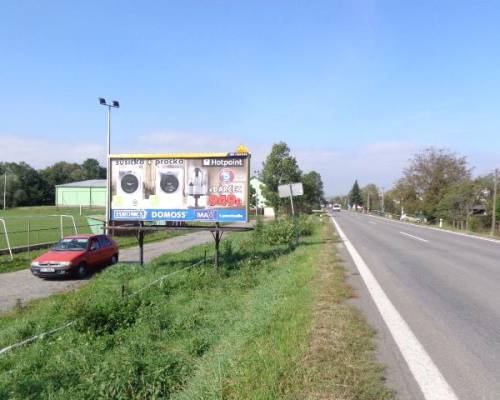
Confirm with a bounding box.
[195,210,217,220]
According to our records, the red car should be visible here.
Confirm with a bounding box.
[30,234,119,279]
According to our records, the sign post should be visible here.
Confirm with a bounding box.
[278,182,303,216]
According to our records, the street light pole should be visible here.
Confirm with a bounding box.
[99,98,120,233]
[107,104,111,156]
[491,168,498,236]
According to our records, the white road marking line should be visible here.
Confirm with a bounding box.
[369,221,377,225]
[365,213,500,245]
[399,231,429,243]
[331,216,458,400]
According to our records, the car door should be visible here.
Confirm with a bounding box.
[97,236,113,263]
[87,238,102,268]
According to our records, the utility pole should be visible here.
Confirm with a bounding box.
[381,187,385,214]
[289,184,295,216]
[367,193,370,213]
[491,168,498,236]
[3,172,6,210]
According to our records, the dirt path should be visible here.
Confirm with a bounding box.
[0,231,214,313]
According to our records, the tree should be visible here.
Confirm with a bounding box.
[349,180,363,207]
[249,182,257,209]
[81,158,106,180]
[0,162,48,207]
[40,162,82,203]
[0,159,107,207]
[361,183,381,211]
[381,188,400,215]
[260,142,302,214]
[392,179,421,216]
[301,171,325,210]
[400,148,471,220]
[436,180,475,228]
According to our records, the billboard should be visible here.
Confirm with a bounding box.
[109,152,250,223]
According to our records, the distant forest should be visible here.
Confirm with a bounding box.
[0,159,106,207]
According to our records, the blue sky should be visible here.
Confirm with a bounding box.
[1,0,499,195]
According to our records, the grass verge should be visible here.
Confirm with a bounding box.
[0,217,392,399]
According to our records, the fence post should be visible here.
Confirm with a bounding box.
[27,219,31,258]
[0,218,13,261]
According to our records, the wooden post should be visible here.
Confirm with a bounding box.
[214,223,221,269]
[27,220,31,258]
[139,222,145,266]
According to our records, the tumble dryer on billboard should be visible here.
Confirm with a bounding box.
[155,166,185,208]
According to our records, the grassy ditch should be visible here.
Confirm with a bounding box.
[0,217,391,399]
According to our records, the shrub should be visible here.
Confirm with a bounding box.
[296,215,315,237]
[263,217,296,246]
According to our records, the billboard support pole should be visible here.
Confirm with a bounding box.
[213,222,222,269]
[138,221,145,266]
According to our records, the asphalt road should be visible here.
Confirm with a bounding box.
[333,211,500,400]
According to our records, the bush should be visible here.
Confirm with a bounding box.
[262,217,296,246]
[296,215,315,237]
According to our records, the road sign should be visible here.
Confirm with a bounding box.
[278,182,303,198]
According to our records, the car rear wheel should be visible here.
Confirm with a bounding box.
[110,254,118,265]
[76,263,88,279]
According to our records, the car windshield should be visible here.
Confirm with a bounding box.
[52,238,89,251]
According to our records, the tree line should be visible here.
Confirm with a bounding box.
[258,141,325,214]
[338,147,499,232]
[0,159,106,207]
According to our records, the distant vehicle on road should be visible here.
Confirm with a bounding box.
[332,204,342,212]
[400,213,425,224]
[30,234,119,279]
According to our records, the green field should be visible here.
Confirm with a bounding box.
[0,206,180,274]
[0,217,392,399]
[0,206,103,250]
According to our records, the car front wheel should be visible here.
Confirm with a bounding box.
[75,263,88,279]
[110,254,118,265]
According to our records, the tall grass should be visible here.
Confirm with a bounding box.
[0,217,392,399]
[0,219,313,399]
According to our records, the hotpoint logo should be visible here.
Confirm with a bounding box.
[202,158,244,167]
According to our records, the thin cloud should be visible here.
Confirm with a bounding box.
[1,134,106,168]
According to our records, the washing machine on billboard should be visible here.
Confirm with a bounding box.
[116,166,144,208]
[155,166,185,208]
